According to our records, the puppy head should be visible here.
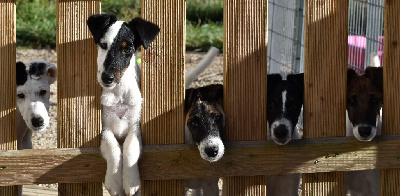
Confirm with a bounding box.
[16,60,57,132]
[185,84,225,162]
[347,67,383,141]
[87,13,160,88]
[267,73,304,145]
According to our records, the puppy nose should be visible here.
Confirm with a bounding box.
[274,124,289,139]
[31,117,44,127]
[358,126,372,138]
[101,72,114,84]
[205,146,219,158]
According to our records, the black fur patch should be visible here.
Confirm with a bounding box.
[28,62,47,78]
[267,73,304,132]
[16,62,28,86]
[87,13,117,44]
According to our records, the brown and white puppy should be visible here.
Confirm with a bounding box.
[185,84,224,196]
[345,55,382,196]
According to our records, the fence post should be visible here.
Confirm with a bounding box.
[223,0,268,195]
[302,0,348,195]
[0,0,17,195]
[141,0,186,195]
[56,0,103,195]
[381,1,400,195]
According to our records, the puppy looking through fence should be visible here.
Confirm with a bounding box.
[16,60,57,195]
[345,54,382,196]
[266,72,304,196]
[87,13,160,196]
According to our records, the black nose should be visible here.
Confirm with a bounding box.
[31,117,44,127]
[274,124,289,139]
[204,146,219,158]
[358,126,372,138]
[101,72,114,84]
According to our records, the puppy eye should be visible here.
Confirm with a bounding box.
[348,98,357,107]
[123,47,132,54]
[39,90,47,96]
[99,43,107,50]
[17,93,25,99]
[189,120,198,127]
[371,97,380,105]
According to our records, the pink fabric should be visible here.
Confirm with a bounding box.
[347,35,383,74]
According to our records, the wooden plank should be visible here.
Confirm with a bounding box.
[223,0,268,195]
[2,136,400,185]
[56,0,102,195]
[0,0,17,194]
[302,0,348,195]
[140,0,185,195]
[381,0,400,195]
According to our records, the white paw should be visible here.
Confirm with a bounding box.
[105,172,123,196]
[123,172,141,196]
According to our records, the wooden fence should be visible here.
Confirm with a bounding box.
[1,0,400,195]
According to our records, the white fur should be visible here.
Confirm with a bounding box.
[198,136,225,162]
[282,90,287,112]
[16,60,56,196]
[98,21,142,196]
[270,118,293,145]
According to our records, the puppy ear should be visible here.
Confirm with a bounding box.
[87,13,117,44]
[128,17,160,49]
[287,73,304,98]
[16,62,28,86]
[28,60,57,84]
[185,88,196,114]
[365,66,383,93]
[45,63,57,84]
[267,74,282,93]
[347,68,358,87]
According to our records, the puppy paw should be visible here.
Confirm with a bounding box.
[123,171,141,196]
[105,172,123,196]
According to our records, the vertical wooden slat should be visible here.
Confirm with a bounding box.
[0,0,17,195]
[381,0,400,195]
[141,0,185,195]
[302,0,347,195]
[223,0,267,195]
[56,0,102,195]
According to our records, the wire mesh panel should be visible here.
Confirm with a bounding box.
[348,0,384,74]
[267,0,303,74]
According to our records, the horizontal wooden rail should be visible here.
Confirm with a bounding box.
[1,135,400,186]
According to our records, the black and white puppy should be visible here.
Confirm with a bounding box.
[16,60,57,196]
[266,73,304,196]
[345,54,382,196]
[185,84,224,196]
[87,13,159,196]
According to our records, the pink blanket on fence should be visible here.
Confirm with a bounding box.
[348,35,383,73]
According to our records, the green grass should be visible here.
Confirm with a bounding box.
[16,0,223,51]
[17,0,56,49]
[186,21,223,52]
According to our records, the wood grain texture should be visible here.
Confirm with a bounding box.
[141,0,185,195]
[1,136,400,185]
[303,0,348,195]
[223,0,268,195]
[381,0,400,195]
[0,0,17,194]
[56,0,102,195]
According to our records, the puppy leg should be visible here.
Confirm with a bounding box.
[201,178,219,196]
[122,127,142,196]
[101,128,123,195]
[266,173,301,196]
